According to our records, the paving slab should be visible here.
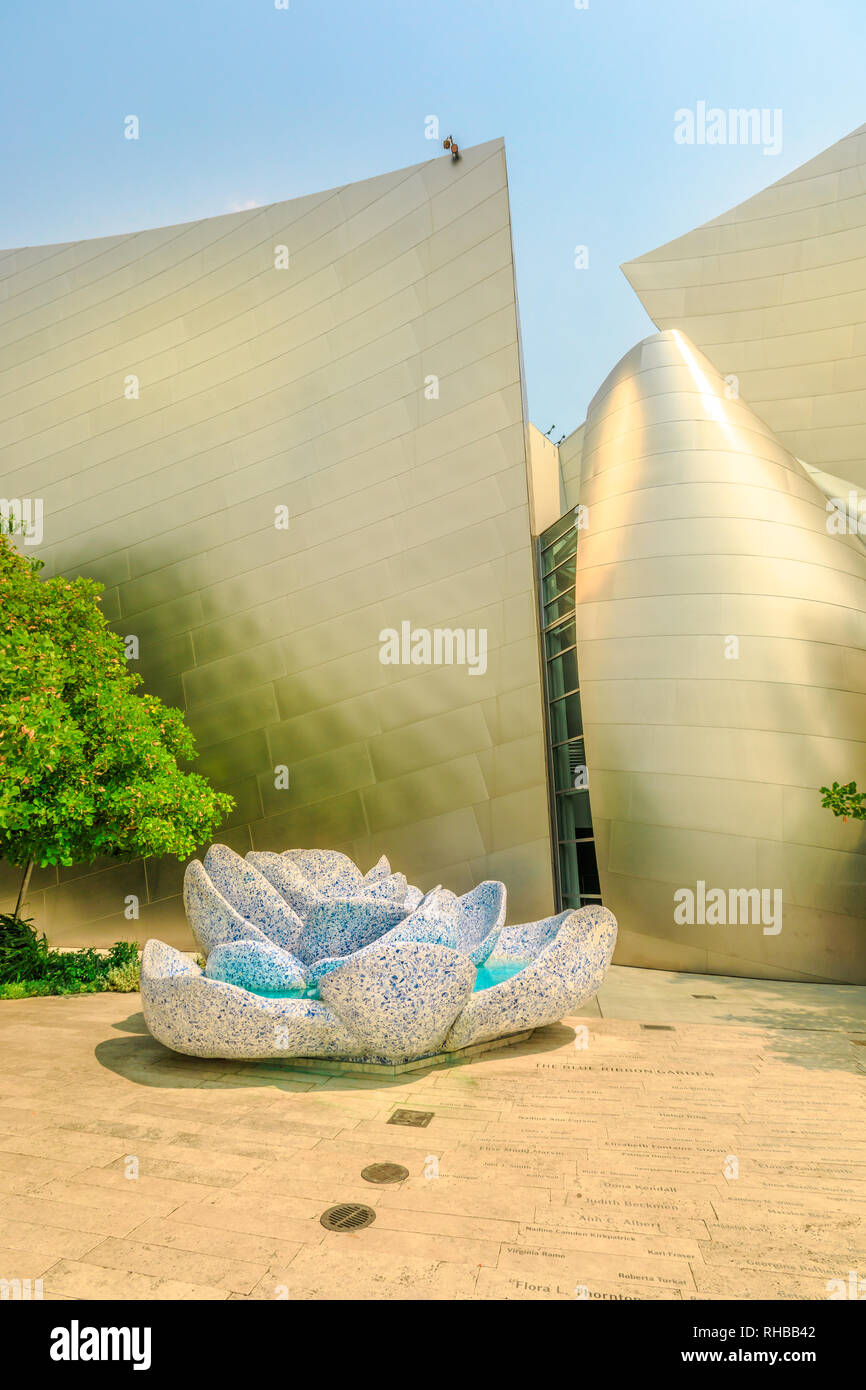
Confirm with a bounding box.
[0,965,863,1300]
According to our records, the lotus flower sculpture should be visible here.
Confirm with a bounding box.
[141,845,617,1065]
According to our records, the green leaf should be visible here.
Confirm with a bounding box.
[0,534,234,870]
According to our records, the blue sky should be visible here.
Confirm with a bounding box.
[1,0,863,434]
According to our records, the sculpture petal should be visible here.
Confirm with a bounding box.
[205,941,308,994]
[141,940,356,1060]
[451,881,506,965]
[493,910,573,961]
[360,871,409,904]
[393,886,456,944]
[292,897,412,966]
[282,848,365,896]
[247,851,322,917]
[183,860,273,955]
[364,854,391,880]
[257,850,408,910]
[248,850,412,961]
[203,845,303,952]
[376,881,506,963]
[444,905,618,1051]
[316,939,475,1063]
[304,899,463,985]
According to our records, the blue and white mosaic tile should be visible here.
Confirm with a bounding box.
[205,940,308,995]
[183,859,273,956]
[246,850,413,963]
[142,845,618,1064]
[364,854,391,881]
[444,905,618,1051]
[142,940,356,1060]
[282,848,366,897]
[203,844,303,952]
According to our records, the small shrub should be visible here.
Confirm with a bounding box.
[820,780,866,822]
[0,912,48,983]
[0,913,140,997]
[0,981,29,1000]
[104,961,141,993]
[105,940,140,971]
[0,531,234,874]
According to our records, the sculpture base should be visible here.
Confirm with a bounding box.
[247,1028,535,1076]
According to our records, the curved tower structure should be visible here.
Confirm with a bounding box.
[575,329,866,981]
[623,122,866,487]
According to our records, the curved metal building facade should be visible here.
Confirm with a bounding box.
[2,129,865,981]
[0,139,554,948]
[623,122,866,488]
[575,329,866,982]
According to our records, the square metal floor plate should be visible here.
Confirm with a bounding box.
[387,1108,433,1127]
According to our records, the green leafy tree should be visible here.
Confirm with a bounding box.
[0,534,233,914]
[820,780,866,823]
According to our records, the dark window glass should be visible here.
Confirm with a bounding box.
[544,619,575,660]
[547,647,578,700]
[552,738,587,792]
[538,517,602,915]
[539,509,578,559]
[549,694,583,744]
[540,528,577,575]
[542,556,576,604]
[543,590,575,627]
[575,840,601,897]
[558,844,581,902]
[556,790,593,840]
[558,842,601,901]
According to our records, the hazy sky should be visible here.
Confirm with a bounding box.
[1,0,863,435]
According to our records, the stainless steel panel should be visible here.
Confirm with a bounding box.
[1,139,553,942]
[578,329,866,982]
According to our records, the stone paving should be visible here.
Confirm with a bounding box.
[0,966,864,1301]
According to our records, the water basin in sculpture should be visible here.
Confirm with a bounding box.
[249,985,319,1000]
[248,959,530,1000]
[472,959,530,990]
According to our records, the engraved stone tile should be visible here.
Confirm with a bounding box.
[0,973,864,1299]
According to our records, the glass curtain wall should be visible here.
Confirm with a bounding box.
[538,511,601,910]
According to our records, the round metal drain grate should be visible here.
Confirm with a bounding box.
[319,1202,376,1233]
[361,1162,409,1185]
